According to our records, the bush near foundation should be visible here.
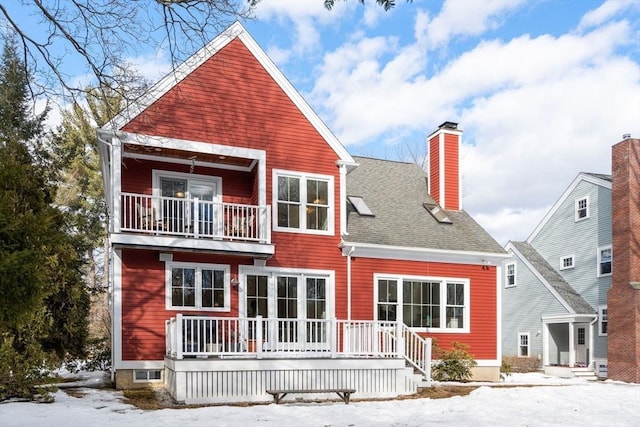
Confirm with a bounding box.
[431,341,477,382]
[502,356,541,373]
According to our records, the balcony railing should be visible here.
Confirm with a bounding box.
[120,193,270,243]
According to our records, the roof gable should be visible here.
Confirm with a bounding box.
[506,241,595,314]
[527,172,612,242]
[107,21,353,163]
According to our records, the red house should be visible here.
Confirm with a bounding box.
[97,22,507,404]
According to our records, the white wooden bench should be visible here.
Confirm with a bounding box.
[266,388,356,404]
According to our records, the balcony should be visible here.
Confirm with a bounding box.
[112,193,273,255]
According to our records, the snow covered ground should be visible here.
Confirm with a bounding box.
[1,372,639,427]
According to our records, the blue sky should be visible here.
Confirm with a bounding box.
[3,0,640,245]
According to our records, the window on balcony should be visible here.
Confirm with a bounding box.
[166,262,230,311]
[273,170,333,235]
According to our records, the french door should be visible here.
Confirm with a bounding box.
[158,175,219,235]
[245,273,328,351]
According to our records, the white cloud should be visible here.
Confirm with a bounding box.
[578,0,638,30]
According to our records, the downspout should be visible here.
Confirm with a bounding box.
[346,246,355,321]
[589,315,598,370]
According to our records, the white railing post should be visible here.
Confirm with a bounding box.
[330,318,337,357]
[192,197,199,237]
[396,321,404,358]
[373,321,379,355]
[256,315,263,359]
[425,337,432,382]
[176,313,183,360]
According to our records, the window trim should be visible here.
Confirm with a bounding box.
[597,245,612,277]
[598,305,608,336]
[518,332,530,358]
[575,196,589,222]
[373,273,470,333]
[165,261,230,311]
[559,255,575,270]
[272,169,334,236]
[505,262,516,288]
[152,169,222,202]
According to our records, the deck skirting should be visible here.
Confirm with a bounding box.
[164,357,419,404]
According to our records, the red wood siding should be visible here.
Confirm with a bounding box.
[428,135,440,204]
[349,257,497,360]
[443,133,460,210]
[120,248,248,361]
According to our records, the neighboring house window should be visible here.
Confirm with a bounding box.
[597,245,612,277]
[599,305,608,336]
[375,275,469,332]
[505,263,516,287]
[575,196,589,221]
[166,262,230,311]
[273,170,333,234]
[518,333,530,357]
[560,255,575,270]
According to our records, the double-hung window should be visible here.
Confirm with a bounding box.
[166,262,230,311]
[505,263,516,287]
[597,245,612,277]
[273,170,333,234]
[518,333,530,357]
[599,305,608,336]
[575,196,589,221]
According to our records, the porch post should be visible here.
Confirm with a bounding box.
[396,321,404,358]
[176,313,183,360]
[542,322,549,367]
[329,318,337,358]
[568,321,575,367]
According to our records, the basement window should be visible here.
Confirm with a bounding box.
[134,369,162,382]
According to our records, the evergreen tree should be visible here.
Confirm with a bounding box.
[0,36,89,400]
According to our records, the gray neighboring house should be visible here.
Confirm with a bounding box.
[503,172,612,379]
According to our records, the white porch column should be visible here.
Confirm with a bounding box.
[542,322,549,366]
[568,322,575,367]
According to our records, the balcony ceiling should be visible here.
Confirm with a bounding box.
[123,143,254,168]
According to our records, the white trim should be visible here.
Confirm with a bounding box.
[528,173,611,243]
[597,245,612,277]
[559,254,575,270]
[505,262,516,288]
[373,273,471,334]
[496,264,503,363]
[112,249,123,370]
[439,133,445,208]
[117,360,164,370]
[505,243,575,313]
[165,261,231,311]
[341,241,508,265]
[105,21,354,165]
[574,195,590,222]
[518,332,530,357]
[272,169,335,236]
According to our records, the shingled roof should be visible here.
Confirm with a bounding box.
[344,156,505,254]
[510,241,595,314]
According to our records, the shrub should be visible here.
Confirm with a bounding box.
[431,340,477,382]
[502,356,541,373]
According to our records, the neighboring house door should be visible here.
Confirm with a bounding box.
[575,324,588,366]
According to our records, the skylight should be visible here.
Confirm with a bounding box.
[424,202,452,224]
[348,196,374,216]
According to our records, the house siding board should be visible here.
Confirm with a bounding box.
[443,133,459,210]
[502,252,569,358]
[527,179,611,360]
[120,249,246,361]
[428,136,440,204]
[350,258,498,359]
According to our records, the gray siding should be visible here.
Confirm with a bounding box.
[502,252,568,358]
[526,178,611,360]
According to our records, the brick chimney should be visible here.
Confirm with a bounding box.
[428,122,462,211]
[608,136,640,383]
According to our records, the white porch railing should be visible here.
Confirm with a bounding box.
[120,193,270,243]
[165,315,432,379]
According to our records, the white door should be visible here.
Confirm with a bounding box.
[188,180,218,236]
[575,325,588,365]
